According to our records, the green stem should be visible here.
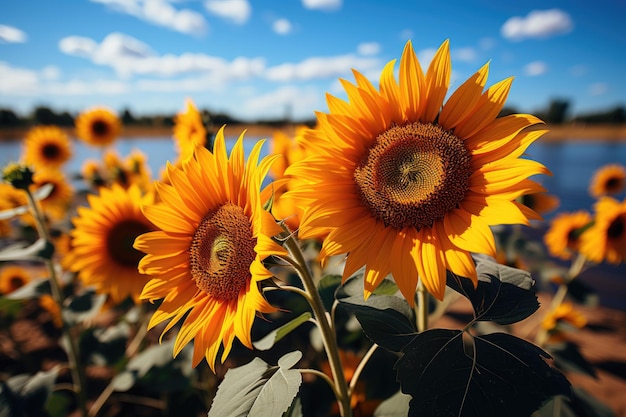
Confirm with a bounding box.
[25,189,88,417]
[348,344,378,397]
[282,233,352,417]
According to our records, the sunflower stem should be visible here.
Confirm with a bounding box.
[281,232,352,417]
[25,188,88,417]
[348,343,378,398]
[535,253,587,347]
[416,280,429,333]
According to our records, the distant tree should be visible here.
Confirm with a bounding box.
[539,99,570,124]
[121,108,135,125]
[573,105,626,124]
[0,108,21,127]
[57,111,74,126]
[33,106,57,125]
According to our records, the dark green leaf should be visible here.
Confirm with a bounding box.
[0,367,59,416]
[396,329,571,417]
[253,311,312,350]
[548,342,597,379]
[209,351,303,417]
[318,274,342,311]
[446,254,539,325]
[336,276,416,352]
[0,238,48,261]
[567,279,599,307]
[5,278,50,300]
[63,290,107,325]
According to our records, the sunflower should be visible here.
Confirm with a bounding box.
[173,99,207,161]
[269,126,309,231]
[32,169,74,220]
[68,183,156,303]
[285,40,548,301]
[21,125,72,170]
[543,211,592,260]
[135,126,287,370]
[0,264,33,295]
[75,107,121,147]
[541,302,587,332]
[519,191,560,216]
[579,196,626,264]
[589,163,626,198]
[39,294,63,328]
[125,149,152,192]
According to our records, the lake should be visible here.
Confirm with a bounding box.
[1,135,625,309]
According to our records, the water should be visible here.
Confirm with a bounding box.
[2,135,625,309]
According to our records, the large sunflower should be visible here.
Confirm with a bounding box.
[589,163,626,198]
[579,196,626,264]
[135,127,287,370]
[68,183,156,303]
[173,99,207,161]
[543,211,592,260]
[286,40,548,301]
[75,107,121,147]
[22,125,72,170]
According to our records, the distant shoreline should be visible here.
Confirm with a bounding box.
[1,123,626,142]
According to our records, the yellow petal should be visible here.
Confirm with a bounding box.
[439,61,489,129]
[423,39,451,123]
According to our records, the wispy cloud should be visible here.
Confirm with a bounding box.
[204,0,251,24]
[524,61,548,76]
[588,82,608,96]
[273,18,292,35]
[89,0,208,36]
[302,0,342,12]
[243,85,321,120]
[501,9,573,41]
[0,24,27,43]
[357,42,380,56]
[265,54,380,82]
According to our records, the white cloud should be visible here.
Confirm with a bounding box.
[501,9,573,41]
[0,62,39,95]
[59,32,265,79]
[479,37,496,51]
[569,64,587,77]
[399,29,414,41]
[273,18,292,35]
[302,0,341,11]
[243,85,321,120]
[524,61,548,76]
[90,0,207,35]
[41,66,61,81]
[0,24,27,43]
[589,82,608,96]
[45,79,129,96]
[204,0,251,24]
[265,54,380,82]
[357,42,380,56]
[452,47,476,62]
[417,48,437,67]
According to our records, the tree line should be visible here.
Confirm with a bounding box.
[0,101,624,128]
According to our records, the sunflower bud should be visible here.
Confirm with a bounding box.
[2,163,35,190]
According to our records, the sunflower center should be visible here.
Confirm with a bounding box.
[9,276,26,292]
[106,220,153,267]
[92,120,110,137]
[607,214,625,240]
[605,177,622,193]
[354,122,471,230]
[42,143,61,160]
[190,203,256,301]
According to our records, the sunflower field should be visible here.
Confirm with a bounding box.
[1,39,626,417]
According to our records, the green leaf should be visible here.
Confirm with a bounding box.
[63,290,107,325]
[395,329,571,417]
[318,274,342,311]
[336,275,415,352]
[253,311,312,350]
[374,390,411,417]
[0,367,59,417]
[0,238,49,261]
[5,278,50,300]
[0,205,29,220]
[547,342,597,379]
[208,351,303,417]
[446,254,539,325]
[566,279,599,307]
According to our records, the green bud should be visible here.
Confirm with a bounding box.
[2,163,35,190]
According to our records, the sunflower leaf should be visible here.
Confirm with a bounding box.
[446,254,539,325]
[0,205,29,220]
[395,329,571,417]
[253,312,312,351]
[336,276,416,352]
[209,350,303,417]
[374,390,412,417]
[63,290,107,326]
[0,238,49,261]
[0,366,59,417]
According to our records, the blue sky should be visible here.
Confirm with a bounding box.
[1,0,625,122]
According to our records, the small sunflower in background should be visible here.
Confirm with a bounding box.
[544,211,593,260]
[173,99,207,161]
[32,169,74,221]
[519,191,560,217]
[589,163,626,198]
[75,107,121,147]
[0,264,33,295]
[80,159,106,188]
[542,302,587,334]
[580,196,626,264]
[286,39,549,302]
[68,183,156,304]
[268,126,309,231]
[136,127,287,370]
[124,149,152,192]
[39,294,63,328]
[22,125,73,171]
